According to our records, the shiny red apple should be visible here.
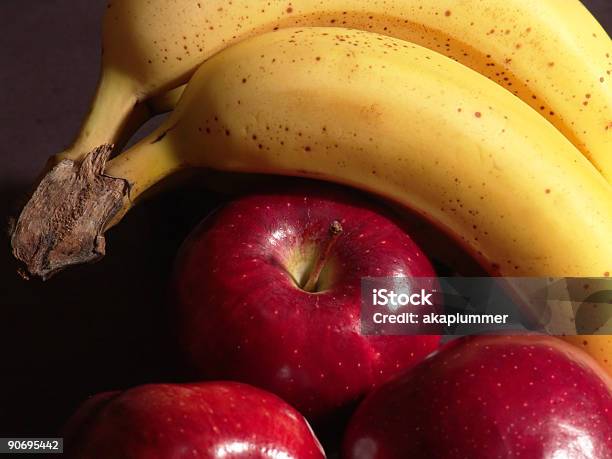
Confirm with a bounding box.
[172,184,441,422]
[343,335,612,459]
[63,381,325,458]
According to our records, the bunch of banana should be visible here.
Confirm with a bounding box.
[54,0,611,179]
[11,4,612,374]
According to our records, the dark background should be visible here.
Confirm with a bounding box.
[0,0,610,438]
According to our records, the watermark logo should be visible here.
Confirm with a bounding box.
[372,288,433,307]
[361,277,612,336]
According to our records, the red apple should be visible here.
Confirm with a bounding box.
[172,185,441,422]
[343,335,612,459]
[63,381,325,458]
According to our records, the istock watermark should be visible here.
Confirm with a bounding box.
[371,288,434,306]
[360,277,612,336]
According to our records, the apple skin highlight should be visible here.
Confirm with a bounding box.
[172,185,441,422]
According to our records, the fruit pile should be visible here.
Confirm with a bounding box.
[9,0,612,457]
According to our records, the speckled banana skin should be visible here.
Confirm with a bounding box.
[106,28,612,280]
[103,28,612,376]
[60,0,611,180]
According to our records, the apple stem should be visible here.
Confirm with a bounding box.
[302,220,343,292]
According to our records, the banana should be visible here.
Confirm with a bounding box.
[110,26,612,377]
[13,27,612,372]
[58,0,611,180]
[17,27,611,276]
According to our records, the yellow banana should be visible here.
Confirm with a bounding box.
[24,27,612,275]
[13,27,612,373]
[110,26,612,376]
[58,0,611,180]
